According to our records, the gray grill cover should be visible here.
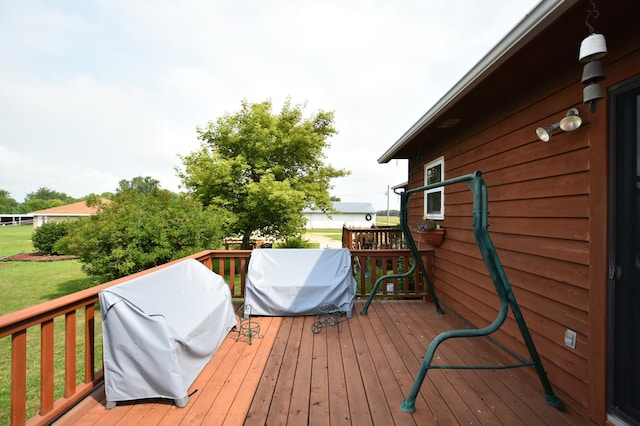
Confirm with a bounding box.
[245,248,356,316]
[99,259,237,405]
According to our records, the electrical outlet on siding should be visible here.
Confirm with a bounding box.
[564,329,577,349]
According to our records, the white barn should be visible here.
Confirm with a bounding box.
[303,202,376,229]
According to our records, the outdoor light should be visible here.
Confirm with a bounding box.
[559,108,583,131]
[536,109,582,142]
[536,123,560,143]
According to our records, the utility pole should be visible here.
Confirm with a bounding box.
[386,185,390,225]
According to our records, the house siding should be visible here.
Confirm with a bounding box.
[405,27,640,422]
[34,215,88,228]
[31,199,109,229]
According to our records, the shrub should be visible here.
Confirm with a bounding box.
[32,222,70,254]
[274,236,315,248]
[63,190,230,280]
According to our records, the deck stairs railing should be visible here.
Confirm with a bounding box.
[342,225,405,250]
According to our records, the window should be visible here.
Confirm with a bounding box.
[424,157,444,220]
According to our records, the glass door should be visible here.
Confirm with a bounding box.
[608,75,640,425]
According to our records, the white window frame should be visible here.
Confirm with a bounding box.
[424,156,445,220]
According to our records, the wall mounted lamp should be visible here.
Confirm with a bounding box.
[535,123,560,143]
[559,108,583,131]
[536,108,583,142]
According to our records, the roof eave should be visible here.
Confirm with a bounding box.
[32,214,92,217]
[378,0,577,164]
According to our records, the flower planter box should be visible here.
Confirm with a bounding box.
[413,229,446,248]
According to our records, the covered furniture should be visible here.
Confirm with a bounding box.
[244,248,356,317]
[99,259,237,408]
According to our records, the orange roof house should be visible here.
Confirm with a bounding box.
[31,199,109,229]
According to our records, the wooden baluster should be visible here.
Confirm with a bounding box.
[240,257,248,298]
[40,319,55,415]
[11,329,27,425]
[84,304,95,383]
[65,311,77,397]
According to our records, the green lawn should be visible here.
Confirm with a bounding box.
[0,225,34,258]
[0,226,99,315]
[304,228,342,241]
[0,260,100,314]
[0,226,101,423]
[376,215,400,226]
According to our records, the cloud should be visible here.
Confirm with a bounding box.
[0,0,539,208]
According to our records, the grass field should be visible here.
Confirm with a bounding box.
[376,215,400,227]
[0,225,34,259]
[0,226,101,424]
[0,226,98,315]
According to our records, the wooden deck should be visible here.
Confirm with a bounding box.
[54,301,593,425]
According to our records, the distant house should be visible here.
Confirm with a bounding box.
[0,214,33,226]
[377,1,639,424]
[303,202,376,229]
[31,199,109,229]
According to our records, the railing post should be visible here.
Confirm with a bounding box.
[341,226,353,249]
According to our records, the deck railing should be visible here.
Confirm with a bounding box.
[342,225,405,249]
[0,248,432,425]
[350,249,433,297]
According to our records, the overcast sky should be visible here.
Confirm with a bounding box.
[0,0,539,210]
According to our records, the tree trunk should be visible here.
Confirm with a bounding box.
[241,233,252,250]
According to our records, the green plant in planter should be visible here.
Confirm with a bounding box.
[411,219,438,232]
[411,218,445,248]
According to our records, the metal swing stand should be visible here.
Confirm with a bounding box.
[360,171,564,413]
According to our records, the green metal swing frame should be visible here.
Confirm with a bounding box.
[360,171,564,413]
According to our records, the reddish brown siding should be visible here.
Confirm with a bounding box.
[405,27,640,423]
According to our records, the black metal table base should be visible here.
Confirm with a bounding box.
[311,303,345,334]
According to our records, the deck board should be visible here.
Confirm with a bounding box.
[396,301,500,424]
[327,323,350,425]
[400,301,540,424]
[267,315,302,425]
[288,316,314,425]
[336,319,372,425]
[347,309,395,425]
[54,300,594,425]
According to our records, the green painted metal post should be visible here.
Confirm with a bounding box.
[361,173,477,316]
[469,175,563,410]
[360,189,441,315]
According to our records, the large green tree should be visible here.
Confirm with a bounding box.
[116,176,161,196]
[0,190,20,213]
[22,187,75,212]
[178,99,349,248]
[60,189,229,280]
